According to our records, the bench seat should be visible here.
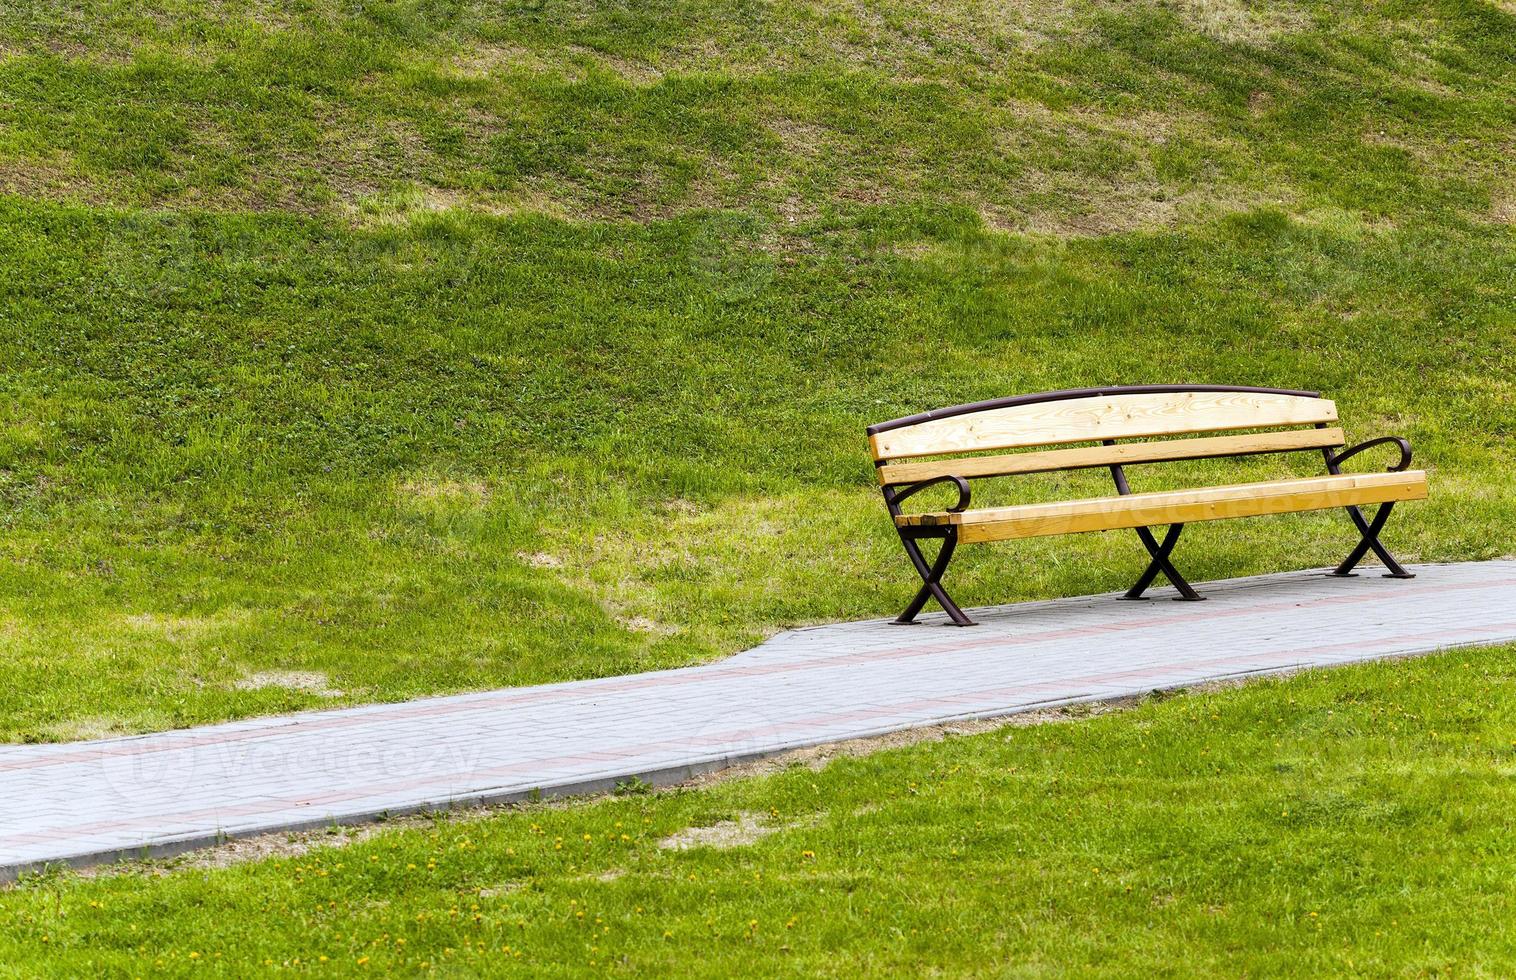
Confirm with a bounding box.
[898,470,1428,544]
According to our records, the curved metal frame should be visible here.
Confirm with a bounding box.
[874,386,1418,625]
[887,474,971,512]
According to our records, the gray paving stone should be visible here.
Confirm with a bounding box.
[3,561,1515,879]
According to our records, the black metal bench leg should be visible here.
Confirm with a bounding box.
[1331,502,1414,578]
[894,530,975,626]
[1104,455,1204,602]
[1122,523,1206,601]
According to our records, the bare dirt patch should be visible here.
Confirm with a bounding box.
[519,551,564,569]
[39,716,134,742]
[66,821,400,879]
[651,813,818,849]
[234,670,345,698]
[619,615,679,637]
[659,812,782,851]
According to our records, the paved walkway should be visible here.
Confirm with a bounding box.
[4,561,1515,879]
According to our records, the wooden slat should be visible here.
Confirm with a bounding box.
[896,471,1427,543]
[876,428,1346,486]
[870,391,1337,460]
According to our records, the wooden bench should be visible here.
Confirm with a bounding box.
[868,385,1428,626]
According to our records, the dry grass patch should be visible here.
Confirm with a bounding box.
[572,46,666,87]
[117,609,248,643]
[444,42,562,80]
[803,0,1083,71]
[991,174,1287,237]
[349,186,534,227]
[1165,0,1311,44]
[767,117,844,167]
[972,101,1295,236]
[0,153,106,205]
[395,475,491,507]
[1491,185,1516,225]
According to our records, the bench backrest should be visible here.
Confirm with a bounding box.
[869,385,1343,486]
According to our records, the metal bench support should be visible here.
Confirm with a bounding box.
[1332,502,1414,578]
[884,476,975,626]
[893,528,974,626]
[1323,433,1416,579]
[1123,523,1205,600]
[1107,450,1206,601]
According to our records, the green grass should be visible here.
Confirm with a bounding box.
[1,0,1514,741]
[8,646,1516,975]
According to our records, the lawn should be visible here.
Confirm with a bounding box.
[1,0,1512,741]
[6,645,1516,975]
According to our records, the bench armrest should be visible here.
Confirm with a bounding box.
[886,475,972,513]
[1327,436,1412,473]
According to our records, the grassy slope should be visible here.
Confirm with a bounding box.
[1,0,1514,740]
[7,645,1516,975]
